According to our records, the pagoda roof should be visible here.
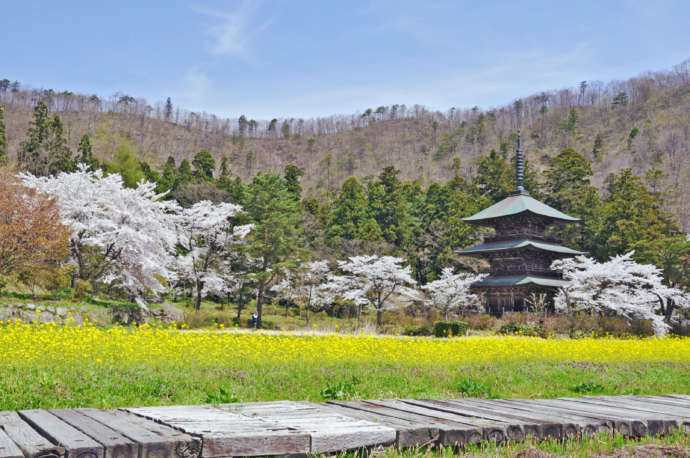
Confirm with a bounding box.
[462,194,580,223]
[457,239,584,256]
[473,275,570,288]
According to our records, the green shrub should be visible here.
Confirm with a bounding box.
[433,321,469,338]
[570,382,605,394]
[87,297,137,309]
[230,316,279,330]
[73,280,93,299]
[204,387,239,404]
[54,288,74,299]
[404,325,433,336]
[497,322,547,338]
[321,377,360,400]
[457,377,493,397]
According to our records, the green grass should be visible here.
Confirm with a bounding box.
[0,360,687,411]
[338,430,690,457]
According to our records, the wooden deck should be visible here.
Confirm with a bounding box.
[0,395,688,457]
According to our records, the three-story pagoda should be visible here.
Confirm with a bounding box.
[457,132,583,315]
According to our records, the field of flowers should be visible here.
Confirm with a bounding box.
[1,320,689,411]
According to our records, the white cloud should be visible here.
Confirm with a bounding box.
[176,69,214,108]
[194,1,272,58]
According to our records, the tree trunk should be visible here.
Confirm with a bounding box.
[356,304,362,329]
[236,291,245,323]
[195,281,203,310]
[256,284,264,329]
[306,307,310,326]
[376,309,382,327]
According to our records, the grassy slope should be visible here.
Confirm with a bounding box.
[2,359,686,411]
[359,430,690,457]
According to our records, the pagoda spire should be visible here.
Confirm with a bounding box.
[511,130,529,196]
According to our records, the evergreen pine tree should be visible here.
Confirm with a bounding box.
[284,164,304,200]
[77,134,99,170]
[328,176,376,242]
[159,156,178,192]
[18,101,51,174]
[543,148,603,253]
[244,172,306,328]
[46,114,74,174]
[599,169,680,265]
[219,155,230,179]
[192,149,215,180]
[472,150,513,202]
[164,97,173,121]
[177,159,193,184]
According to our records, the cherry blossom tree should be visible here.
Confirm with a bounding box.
[421,268,487,319]
[328,255,417,327]
[272,261,332,324]
[20,166,179,300]
[552,251,690,336]
[271,269,297,317]
[298,261,332,325]
[175,200,252,310]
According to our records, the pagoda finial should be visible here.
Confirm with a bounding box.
[511,129,529,196]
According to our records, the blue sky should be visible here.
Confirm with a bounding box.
[3,0,690,119]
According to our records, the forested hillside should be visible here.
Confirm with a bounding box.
[1,60,689,229]
[1,61,690,333]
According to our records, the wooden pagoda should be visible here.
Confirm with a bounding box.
[457,132,583,316]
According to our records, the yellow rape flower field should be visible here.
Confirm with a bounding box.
[1,320,689,411]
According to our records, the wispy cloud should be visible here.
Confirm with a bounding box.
[194,1,272,58]
[176,68,214,109]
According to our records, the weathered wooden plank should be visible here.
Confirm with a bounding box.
[77,409,200,458]
[323,402,442,448]
[49,409,137,458]
[563,397,685,434]
[475,398,612,437]
[664,395,690,401]
[126,404,310,457]
[637,395,690,409]
[589,396,690,420]
[368,399,510,443]
[218,401,396,454]
[327,401,483,447]
[0,412,65,458]
[0,428,24,458]
[438,398,574,439]
[601,396,690,418]
[415,399,551,440]
[532,399,652,436]
[18,410,103,458]
[499,399,622,435]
